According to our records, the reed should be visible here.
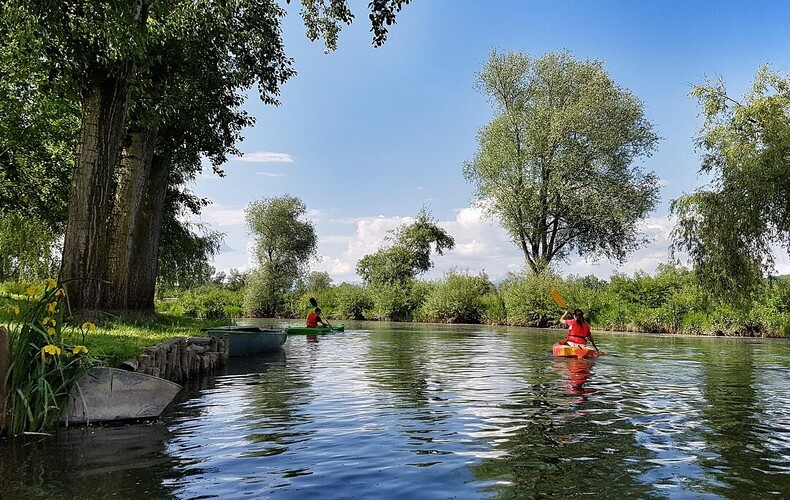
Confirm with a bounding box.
[3,279,93,436]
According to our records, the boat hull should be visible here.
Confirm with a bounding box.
[62,367,182,424]
[553,344,599,359]
[204,326,287,356]
[284,324,345,335]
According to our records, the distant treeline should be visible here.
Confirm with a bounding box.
[155,264,790,338]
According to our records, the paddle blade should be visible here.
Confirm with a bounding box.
[550,289,567,309]
[309,297,318,308]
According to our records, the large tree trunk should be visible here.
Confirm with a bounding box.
[59,3,149,313]
[126,152,171,311]
[101,127,159,313]
[59,73,131,311]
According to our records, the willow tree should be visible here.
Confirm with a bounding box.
[244,195,318,317]
[671,67,790,305]
[463,50,660,274]
[2,0,411,314]
[356,209,454,320]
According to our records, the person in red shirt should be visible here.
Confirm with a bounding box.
[559,308,599,353]
[306,307,330,328]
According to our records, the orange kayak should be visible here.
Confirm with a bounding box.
[553,344,601,359]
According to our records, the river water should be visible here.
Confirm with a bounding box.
[1,322,789,499]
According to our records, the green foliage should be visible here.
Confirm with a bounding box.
[244,267,287,318]
[332,283,373,320]
[357,246,416,286]
[366,281,417,321]
[415,271,494,324]
[357,208,454,286]
[672,66,790,306]
[3,279,95,436]
[246,195,317,293]
[304,271,333,292]
[0,213,61,282]
[157,219,222,291]
[499,271,564,327]
[464,49,659,273]
[169,285,243,320]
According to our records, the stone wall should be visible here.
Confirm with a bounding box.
[120,335,229,384]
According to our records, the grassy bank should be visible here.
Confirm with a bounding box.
[158,265,790,338]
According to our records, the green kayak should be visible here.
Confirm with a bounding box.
[284,324,345,334]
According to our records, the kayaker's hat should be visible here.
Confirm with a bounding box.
[315,307,321,312]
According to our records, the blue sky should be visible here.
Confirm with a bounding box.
[191,0,790,283]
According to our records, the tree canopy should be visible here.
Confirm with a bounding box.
[244,195,317,316]
[463,50,660,274]
[356,208,455,286]
[671,66,790,305]
[0,0,411,314]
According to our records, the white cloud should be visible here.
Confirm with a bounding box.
[233,151,294,163]
[255,172,286,177]
[200,206,246,227]
[210,205,683,284]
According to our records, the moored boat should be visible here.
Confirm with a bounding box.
[62,367,182,424]
[203,326,287,355]
[284,324,345,335]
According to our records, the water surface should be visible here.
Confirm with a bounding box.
[2,322,789,498]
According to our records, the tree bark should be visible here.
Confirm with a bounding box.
[126,151,171,311]
[59,73,132,311]
[102,127,159,312]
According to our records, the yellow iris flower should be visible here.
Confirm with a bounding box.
[47,302,57,313]
[72,345,88,355]
[43,317,56,326]
[47,327,56,335]
[42,344,61,357]
[25,284,37,296]
[81,322,97,332]
[42,278,57,290]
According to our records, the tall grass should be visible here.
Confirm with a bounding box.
[3,280,93,436]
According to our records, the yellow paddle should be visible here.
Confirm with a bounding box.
[550,289,568,310]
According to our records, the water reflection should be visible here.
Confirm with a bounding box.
[0,424,180,499]
[1,325,789,498]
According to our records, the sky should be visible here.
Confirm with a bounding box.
[190,0,790,284]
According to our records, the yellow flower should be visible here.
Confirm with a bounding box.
[42,344,61,357]
[73,345,88,355]
[42,278,57,290]
[81,322,97,332]
[47,327,56,335]
[47,302,58,313]
[25,284,37,296]
[55,288,65,299]
[42,317,56,326]
[7,305,19,315]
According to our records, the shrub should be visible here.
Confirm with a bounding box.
[499,271,563,327]
[416,271,493,324]
[177,285,243,320]
[333,283,373,320]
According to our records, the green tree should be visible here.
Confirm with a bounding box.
[244,195,317,317]
[304,271,333,291]
[671,66,790,305]
[356,209,454,321]
[356,208,455,286]
[463,50,660,274]
[1,0,410,314]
